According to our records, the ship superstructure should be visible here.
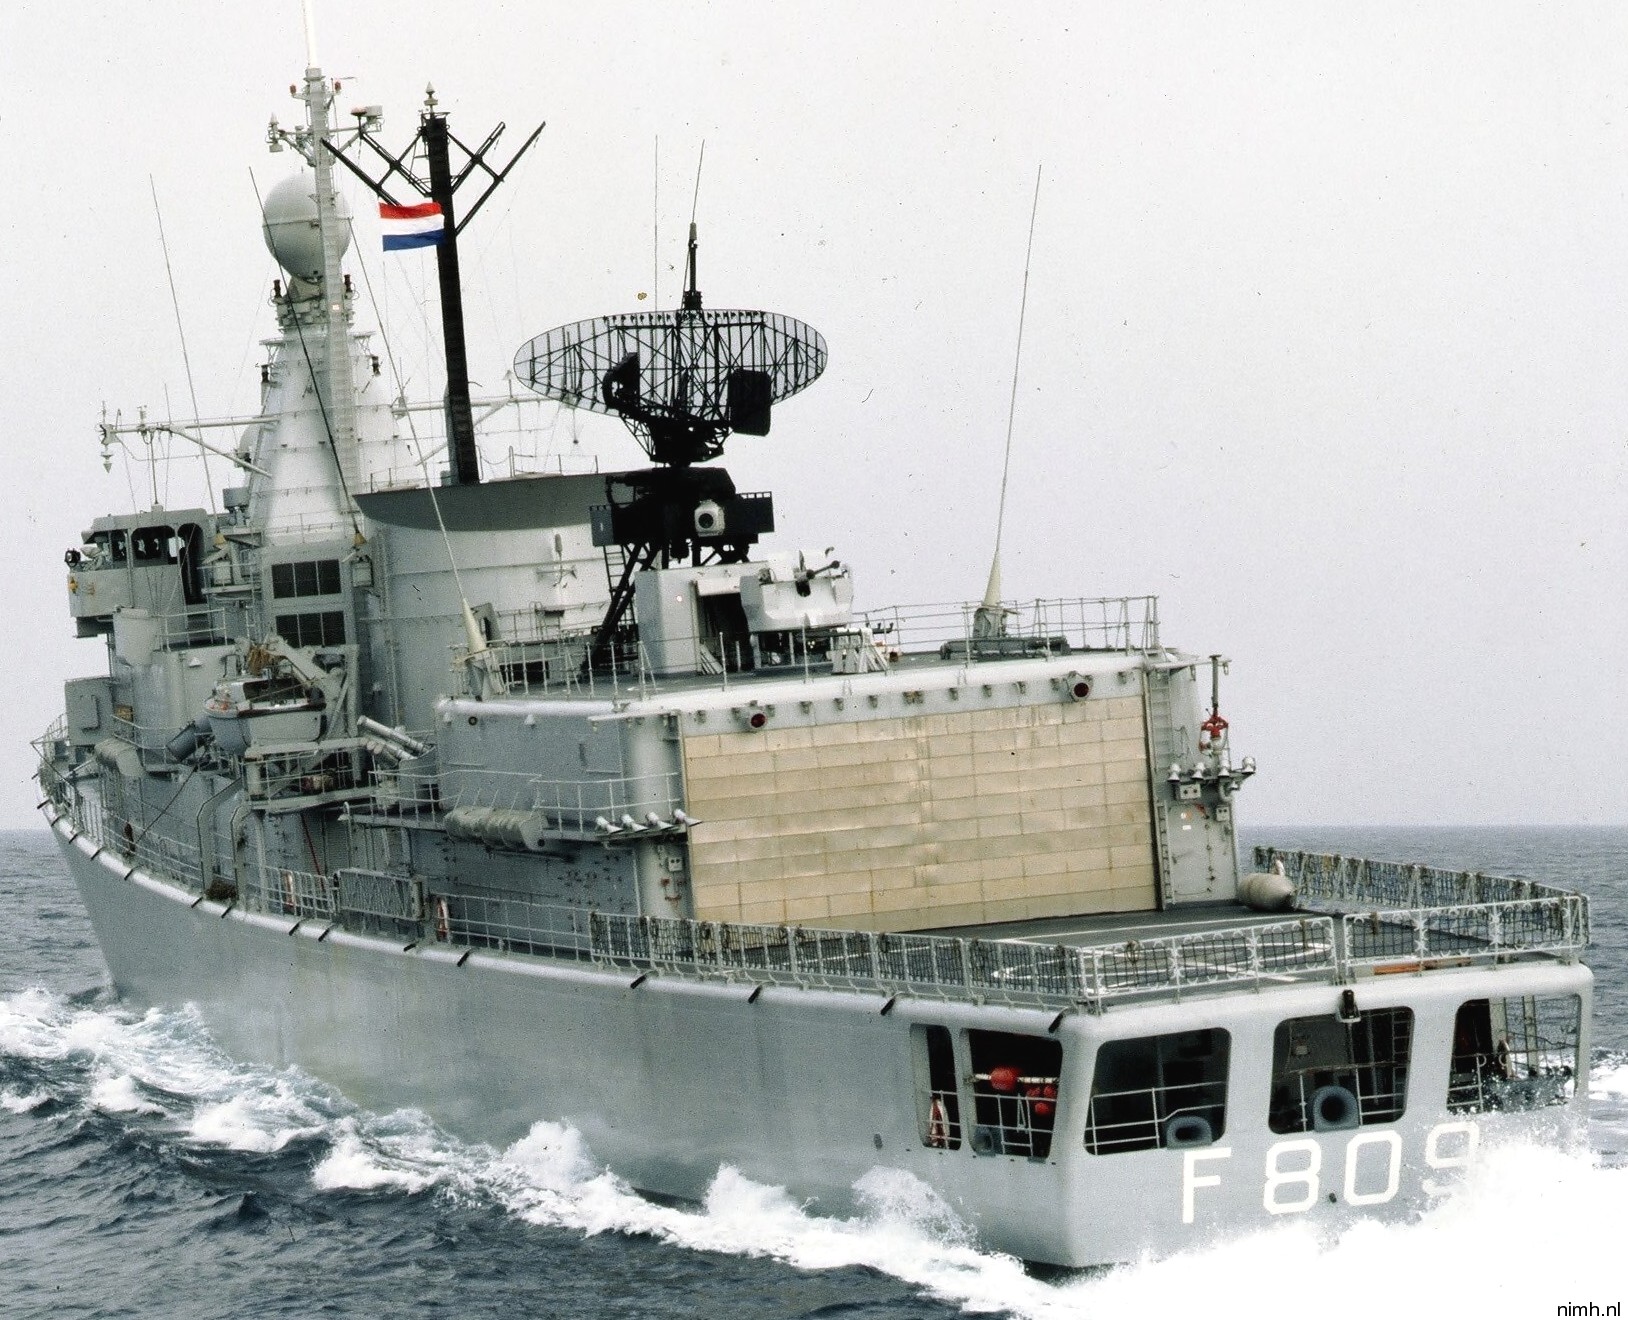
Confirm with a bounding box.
[36,60,1593,1268]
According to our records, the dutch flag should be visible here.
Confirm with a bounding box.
[380,201,445,251]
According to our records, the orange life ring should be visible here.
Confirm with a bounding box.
[927,1096,950,1148]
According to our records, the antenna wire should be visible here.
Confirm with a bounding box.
[151,176,216,510]
[992,164,1043,577]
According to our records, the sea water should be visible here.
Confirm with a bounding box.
[2,828,1623,1319]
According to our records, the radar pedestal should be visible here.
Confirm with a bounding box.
[514,257,827,668]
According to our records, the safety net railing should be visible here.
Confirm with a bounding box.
[375,766,685,838]
[37,736,1587,1009]
[861,596,1162,659]
[1256,847,1590,964]
[574,910,1338,1010]
[448,594,1164,701]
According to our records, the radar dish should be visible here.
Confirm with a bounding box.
[513,309,828,465]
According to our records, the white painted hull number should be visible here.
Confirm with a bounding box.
[1180,1121,1480,1223]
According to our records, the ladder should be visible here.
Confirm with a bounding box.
[1143,667,1178,906]
[601,542,628,595]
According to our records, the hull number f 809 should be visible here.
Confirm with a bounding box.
[1180,1121,1480,1222]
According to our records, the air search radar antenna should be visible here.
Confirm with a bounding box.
[512,185,828,668]
[513,248,826,465]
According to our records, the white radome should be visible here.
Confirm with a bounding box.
[260,173,351,282]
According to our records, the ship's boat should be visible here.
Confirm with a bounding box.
[205,673,327,756]
[35,53,1593,1268]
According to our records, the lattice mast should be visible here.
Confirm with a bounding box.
[326,88,544,485]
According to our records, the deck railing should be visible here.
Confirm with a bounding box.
[358,391,605,493]
[450,594,1165,701]
[860,595,1162,659]
[1256,847,1591,964]
[375,766,685,837]
[1259,847,1583,909]
[333,868,425,937]
[37,733,1590,1012]
[578,910,1338,1009]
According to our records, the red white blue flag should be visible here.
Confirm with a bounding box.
[380,201,444,251]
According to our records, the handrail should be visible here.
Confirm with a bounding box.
[1257,846,1591,958]
[1258,846,1581,908]
[377,766,684,834]
[581,909,1338,1010]
[450,594,1166,700]
[37,723,1591,1013]
[860,595,1162,658]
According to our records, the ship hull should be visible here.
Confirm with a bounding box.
[51,812,1592,1267]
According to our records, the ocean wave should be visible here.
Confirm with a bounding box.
[187,1086,329,1153]
[5,984,1627,1318]
[88,1072,165,1115]
[310,1113,461,1193]
[0,1087,51,1113]
[0,987,258,1101]
[452,1120,1624,1319]
[0,986,348,1145]
[1589,1051,1628,1099]
[1066,1145,1628,1320]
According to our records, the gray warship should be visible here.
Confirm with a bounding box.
[36,58,1592,1268]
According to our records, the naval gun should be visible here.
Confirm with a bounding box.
[512,222,827,667]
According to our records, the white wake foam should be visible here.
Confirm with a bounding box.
[89,1072,164,1115]
[457,1123,1628,1318]
[0,987,343,1150]
[1589,1056,1628,1099]
[1067,1144,1628,1320]
[5,984,1626,1318]
[188,1084,328,1153]
[310,1114,454,1193]
[1,988,258,1101]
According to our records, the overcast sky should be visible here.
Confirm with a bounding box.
[2,2,1625,830]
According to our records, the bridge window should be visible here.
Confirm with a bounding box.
[1269,1007,1412,1133]
[1448,995,1581,1113]
[272,559,342,599]
[89,530,129,563]
[275,611,346,649]
[966,1030,1062,1159]
[912,1025,962,1150]
[131,525,178,564]
[1085,1028,1229,1154]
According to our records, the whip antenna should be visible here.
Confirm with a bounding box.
[301,0,319,67]
[683,142,706,310]
[653,136,660,307]
[975,164,1043,639]
[149,176,215,510]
